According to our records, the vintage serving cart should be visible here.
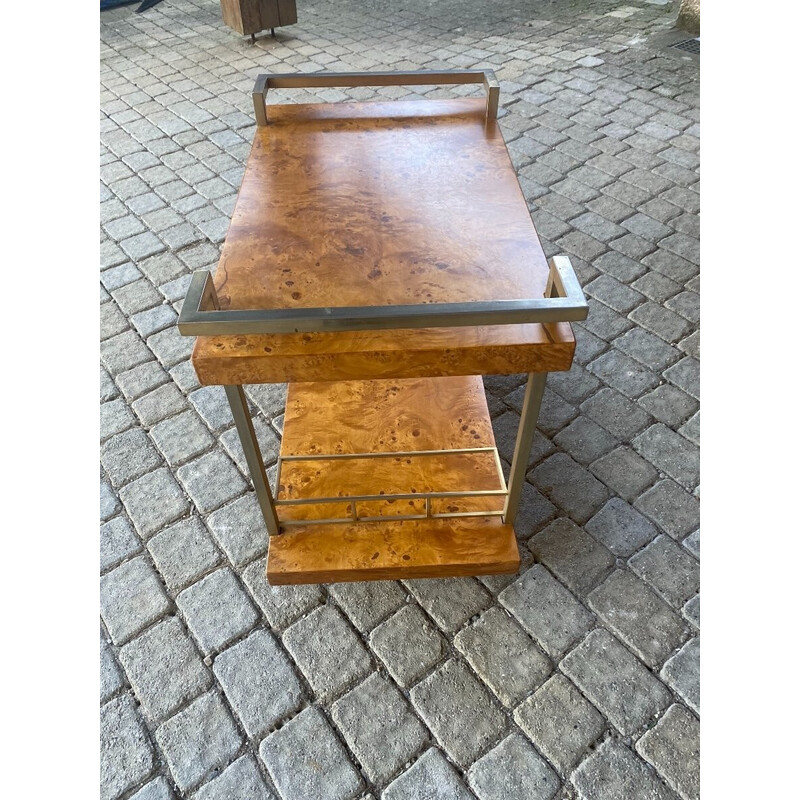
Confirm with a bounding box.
[178,70,588,585]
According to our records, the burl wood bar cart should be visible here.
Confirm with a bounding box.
[178,70,588,585]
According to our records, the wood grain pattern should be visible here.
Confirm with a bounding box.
[269,375,518,583]
[192,97,575,384]
[266,518,519,584]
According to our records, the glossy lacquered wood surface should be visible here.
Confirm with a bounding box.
[192,97,574,384]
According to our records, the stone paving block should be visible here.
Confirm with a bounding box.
[328,580,407,633]
[588,350,660,400]
[155,692,243,792]
[147,517,222,592]
[639,384,698,428]
[169,360,201,394]
[100,694,156,800]
[529,518,615,596]
[636,704,699,800]
[241,557,324,630]
[101,480,121,522]
[629,302,692,345]
[101,330,153,376]
[128,776,174,800]
[101,630,126,703]
[259,707,364,800]
[332,672,428,784]
[177,450,247,514]
[101,428,162,488]
[369,603,447,688]
[547,363,602,406]
[189,385,235,432]
[633,424,699,490]
[493,411,554,468]
[468,733,559,800]
[206,494,268,567]
[403,576,491,633]
[213,629,303,738]
[100,398,136,442]
[514,673,605,775]
[683,594,700,630]
[589,445,659,503]
[410,659,506,767]
[630,535,699,609]
[572,738,679,800]
[664,356,699,400]
[177,568,258,655]
[194,755,275,800]
[504,387,577,437]
[382,748,473,800]
[593,250,646,283]
[112,278,164,317]
[100,516,142,572]
[100,556,171,645]
[581,299,633,342]
[116,361,170,402]
[585,498,658,557]
[119,467,190,540]
[283,604,372,701]
[660,637,700,714]
[613,328,681,373]
[150,409,215,468]
[511,482,558,540]
[561,629,672,736]
[101,262,142,292]
[530,453,609,524]
[131,382,187,428]
[679,410,700,446]
[635,480,699,540]
[498,565,593,659]
[147,326,194,368]
[683,529,699,559]
[119,616,212,722]
[454,607,552,707]
[100,366,119,403]
[585,273,644,313]
[100,301,130,341]
[588,570,687,668]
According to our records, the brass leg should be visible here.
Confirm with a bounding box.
[502,372,547,527]
[224,384,280,536]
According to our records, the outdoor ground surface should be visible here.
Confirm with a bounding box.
[100,1,700,798]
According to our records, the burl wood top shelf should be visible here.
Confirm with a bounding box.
[178,71,589,584]
[187,93,577,385]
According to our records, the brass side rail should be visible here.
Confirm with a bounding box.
[274,446,508,527]
[252,69,500,125]
[177,256,588,336]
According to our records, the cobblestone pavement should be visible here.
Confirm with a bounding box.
[100,1,699,798]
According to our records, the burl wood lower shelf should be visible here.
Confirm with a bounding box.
[266,375,520,584]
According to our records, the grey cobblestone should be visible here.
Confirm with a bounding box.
[283,604,372,701]
[100,516,141,572]
[561,629,672,736]
[585,498,657,557]
[572,738,679,800]
[454,607,552,707]
[119,616,212,722]
[635,480,700,539]
[660,637,700,714]
[194,756,275,800]
[332,672,428,784]
[404,576,491,633]
[499,565,593,658]
[128,777,174,800]
[369,603,447,688]
[382,748,472,800]
[146,517,222,591]
[530,453,609,524]
[213,629,303,738]
[467,733,559,800]
[630,535,700,609]
[590,445,659,502]
[116,361,170,402]
[328,580,407,633]
[100,694,156,799]
[260,707,364,800]
[580,387,652,441]
[155,691,243,792]
[529,519,615,596]
[639,384,698,427]
[514,674,605,775]
[100,556,171,645]
[588,570,687,668]
[636,704,699,800]
[633,424,699,489]
[101,631,126,703]
[119,467,189,539]
[177,450,247,514]
[410,658,506,767]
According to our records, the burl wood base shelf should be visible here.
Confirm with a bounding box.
[178,70,588,585]
[268,376,516,583]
